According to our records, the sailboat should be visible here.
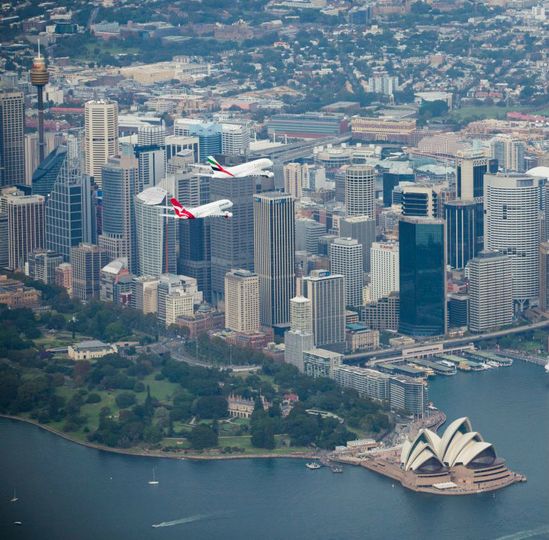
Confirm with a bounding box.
[148,468,159,485]
[10,489,18,503]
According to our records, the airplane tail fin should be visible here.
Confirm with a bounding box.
[170,197,183,209]
[169,197,195,219]
[207,155,223,173]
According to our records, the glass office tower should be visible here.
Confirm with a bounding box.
[399,216,446,336]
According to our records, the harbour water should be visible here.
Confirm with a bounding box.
[1,361,548,540]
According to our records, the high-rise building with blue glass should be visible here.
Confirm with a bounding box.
[210,176,255,305]
[45,148,93,261]
[455,153,498,253]
[399,216,446,337]
[32,146,67,197]
[445,200,479,270]
[174,120,221,162]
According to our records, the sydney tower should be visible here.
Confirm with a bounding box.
[30,42,49,163]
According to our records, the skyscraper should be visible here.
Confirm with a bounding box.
[254,192,295,328]
[456,153,498,200]
[134,186,177,277]
[339,215,376,272]
[285,295,314,372]
[135,144,165,192]
[345,165,375,218]
[179,218,211,303]
[468,250,513,332]
[290,295,313,333]
[174,119,221,162]
[399,217,446,337]
[70,243,108,301]
[137,125,165,147]
[157,274,202,327]
[45,149,93,261]
[211,176,255,305]
[539,242,549,313]
[6,191,45,271]
[32,145,67,197]
[370,241,399,302]
[84,100,119,186]
[165,135,199,166]
[455,152,498,254]
[295,218,326,254]
[484,174,540,310]
[130,275,159,314]
[221,123,250,156]
[445,200,479,270]
[0,90,25,187]
[26,132,60,186]
[28,249,64,285]
[173,171,210,300]
[224,269,260,334]
[98,152,139,269]
[330,237,363,308]
[382,170,415,207]
[400,186,437,217]
[303,270,345,350]
[490,137,525,173]
[284,162,309,199]
[0,212,8,268]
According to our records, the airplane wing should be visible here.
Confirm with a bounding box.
[189,164,212,172]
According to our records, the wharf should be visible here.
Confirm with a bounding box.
[333,450,525,496]
[496,349,547,366]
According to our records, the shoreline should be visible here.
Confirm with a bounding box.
[0,414,317,461]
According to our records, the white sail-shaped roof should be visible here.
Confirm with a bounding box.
[400,417,496,471]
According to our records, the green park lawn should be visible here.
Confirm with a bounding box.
[449,105,529,122]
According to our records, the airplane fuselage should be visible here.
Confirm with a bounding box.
[211,158,274,178]
[190,199,233,218]
[167,198,233,219]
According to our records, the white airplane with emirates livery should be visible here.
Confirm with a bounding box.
[205,155,274,178]
[163,197,233,220]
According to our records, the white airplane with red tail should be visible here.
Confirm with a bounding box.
[203,155,274,178]
[163,197,233,220]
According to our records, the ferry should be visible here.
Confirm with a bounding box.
[306,462,321,470]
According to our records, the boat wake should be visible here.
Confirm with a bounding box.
[152,511,230,529]
[495,525,549,540]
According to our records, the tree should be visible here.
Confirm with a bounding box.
[115,392,136,409]
[188,424,218,449]
[193,396,228,419]
[418,99,449,125]
[250,411,276,450]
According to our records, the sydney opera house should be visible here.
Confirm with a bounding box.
[398,417,524,494]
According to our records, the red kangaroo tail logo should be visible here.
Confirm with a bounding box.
[170,198,195,219]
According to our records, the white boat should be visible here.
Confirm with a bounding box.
[148,467,159,485]
[14,521,22,526]
[306,462,321,470]
[545,361,549,374]
[10,489,18,503]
